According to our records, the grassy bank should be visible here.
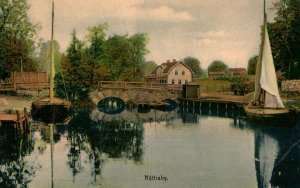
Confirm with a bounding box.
[193,80,232,92]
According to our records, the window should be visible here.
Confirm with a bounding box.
[175,70,178,75]
[172,79,175,84]
[178,79,181,84]
[182,70,185,75]
[185,80,188,84]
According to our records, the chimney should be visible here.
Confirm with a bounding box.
[173,59,176,62]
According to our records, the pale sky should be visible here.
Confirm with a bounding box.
[28,0,278,68]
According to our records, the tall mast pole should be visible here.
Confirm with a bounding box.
[50,0,54,100]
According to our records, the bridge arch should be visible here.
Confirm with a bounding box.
[90,89,180,106]
[97,97,126,114]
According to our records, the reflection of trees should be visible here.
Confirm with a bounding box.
[66,109,144,183]
[0,126,35,187]
[37,123,65,144]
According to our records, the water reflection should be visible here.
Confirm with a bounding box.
[0,126,35,187]
[238,119,300,188]
[66,109,144,183]
[0,106,299,187]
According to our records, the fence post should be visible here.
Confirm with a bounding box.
[13,71,16,90]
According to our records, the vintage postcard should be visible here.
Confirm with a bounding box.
[0,0,299,187]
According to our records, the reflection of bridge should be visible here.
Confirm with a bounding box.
[0,72,49,92]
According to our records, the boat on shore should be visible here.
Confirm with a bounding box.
[244,0,292,126]
[31,1,71,124]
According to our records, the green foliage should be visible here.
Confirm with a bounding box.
[268,0,300,79]
[0,0,39,79]
[55,25,149,102]
[104,33,149,81]
[38,40,62,74]
[55,31,88,101]
[142,60,157,77]
[247,55,258,75]
[208,60,229,72]
[183,57,203,78]
[216,75,250,83]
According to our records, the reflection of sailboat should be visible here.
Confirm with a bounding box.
[244,0,289,125]
[31,1,71,124]
[255,132,279,188]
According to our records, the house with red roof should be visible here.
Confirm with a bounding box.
[146,59,193,85]
[228,68,247,76]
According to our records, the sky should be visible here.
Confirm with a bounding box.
[27,0,278,69]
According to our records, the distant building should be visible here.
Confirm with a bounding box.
[208,68,247,80]
[208,71,226,80]
[146,59,193,84]
[228,68,247,76]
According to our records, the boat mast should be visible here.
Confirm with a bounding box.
[253,0,267,105]
[50,0,54,100]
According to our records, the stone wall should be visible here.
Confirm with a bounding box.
[89,89,181,105]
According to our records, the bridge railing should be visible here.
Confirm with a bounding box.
[98,81,182,91]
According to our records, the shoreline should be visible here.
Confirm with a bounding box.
[1,90,300,114]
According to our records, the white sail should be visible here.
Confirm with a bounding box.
[259,25,284,108]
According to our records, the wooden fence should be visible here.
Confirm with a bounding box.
[0,71,49,91]
[98,81,183,91]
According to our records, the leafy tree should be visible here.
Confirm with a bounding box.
[208,60,229,72]
[0,0,39,79]
[55,30,86,101]
[183,57,203,77]
[268,0,300,79]
[104,33,149,81]
[37,40,62,74]
[142,60,157,76]
[84,24,108,85]
[247,55,258,75]
[56,24,149,102]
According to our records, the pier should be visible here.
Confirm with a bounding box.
[0,108,30,132]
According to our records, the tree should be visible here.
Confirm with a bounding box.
[104,33,149,81]
[208,60,229,72]
[142,60,157,76]
[183,57,203,77]
[37,40,62,75]
[84,24,108,84]
[55,30,86,101]
[268,0,300,79]
[247,55,258,75]
[0,0,39,79]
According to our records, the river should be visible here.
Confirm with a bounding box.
[0,107,299,188]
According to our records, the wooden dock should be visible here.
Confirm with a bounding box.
[0,108,30,132]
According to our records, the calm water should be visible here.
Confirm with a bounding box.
[0,107,299,188]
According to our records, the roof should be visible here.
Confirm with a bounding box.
[161,62,177,73]
[208,71,226,75]
[148,60,193,77]
[229,68,246,73]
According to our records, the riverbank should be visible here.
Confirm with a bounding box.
[1,90,300,113]
[0,90,48,113]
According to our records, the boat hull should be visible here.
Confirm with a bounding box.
[244,106,294,126]
[31,97,71,124]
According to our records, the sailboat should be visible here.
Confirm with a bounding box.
[31,1,71,124]
[244,0,290,125]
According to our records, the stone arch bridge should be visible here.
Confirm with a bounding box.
[89,81,182,105]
